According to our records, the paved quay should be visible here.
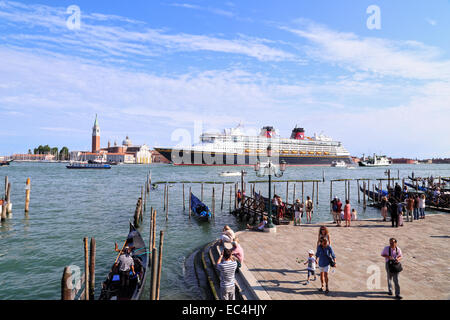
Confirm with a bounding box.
[236,213,450,300]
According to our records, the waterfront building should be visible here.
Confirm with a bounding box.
[70,116,152,164]
[12,154,56,161]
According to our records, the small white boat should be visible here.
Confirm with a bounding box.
[219,171,246,177]
[331,160,347,167]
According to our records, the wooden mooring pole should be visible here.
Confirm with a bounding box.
[89,238,96,300]
[156,230,164,300]
[221,183,225,210]
[182,183,185,211]
[83,237,89,300]
[25,178,31,213]
[150,247,158,300]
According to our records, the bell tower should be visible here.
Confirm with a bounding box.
[92,114,100,153]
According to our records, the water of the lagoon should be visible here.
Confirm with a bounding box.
[0,162,448,299]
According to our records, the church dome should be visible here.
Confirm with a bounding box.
[122,136,132,147]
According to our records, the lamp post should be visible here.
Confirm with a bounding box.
[254,146,287,228]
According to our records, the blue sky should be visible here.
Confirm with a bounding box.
[0,0,449,158]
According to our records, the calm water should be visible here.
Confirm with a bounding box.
[0,162,449,300]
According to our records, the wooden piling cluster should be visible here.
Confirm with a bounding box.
[148,207,164,300]
[134,172,152,227]
[1,176,13,221]
[61,237,96,300]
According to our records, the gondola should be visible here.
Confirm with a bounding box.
[99,223,149,300]
[190,193,212,222]
[404,182,428,192]
[359,186,382,200]
[374,186,389,197]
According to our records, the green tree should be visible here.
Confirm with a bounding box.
[59,147,69,160]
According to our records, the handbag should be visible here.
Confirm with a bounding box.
[327,247,336,267]
[388,247,403,273]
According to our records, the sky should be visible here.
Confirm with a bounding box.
[0,0,449,158]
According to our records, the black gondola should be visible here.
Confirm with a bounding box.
[190,193,212,221]
[99,223,149,300]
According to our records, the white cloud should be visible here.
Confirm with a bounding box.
[0,0,296,62]
[282,22,450,80]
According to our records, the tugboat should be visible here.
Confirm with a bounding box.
[358,154,391,167]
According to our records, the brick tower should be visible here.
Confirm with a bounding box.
[92,114,100,153]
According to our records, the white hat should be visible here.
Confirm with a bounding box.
[224,242,233,250]
[308,249,314,255]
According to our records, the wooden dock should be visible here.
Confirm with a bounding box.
[236,213,450,300]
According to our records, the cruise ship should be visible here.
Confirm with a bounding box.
[154,125,353,166]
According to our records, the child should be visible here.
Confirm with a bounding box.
[398,209,404,227]
[351,208,358,221]
[303,250,317,284]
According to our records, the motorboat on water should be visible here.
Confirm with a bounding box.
[219,171,247,177]
[331,160,347,167]
[358,154,391,167]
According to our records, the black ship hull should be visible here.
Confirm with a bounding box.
[155,148,353,166]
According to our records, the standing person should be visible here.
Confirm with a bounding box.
[343,199,351,227]
[419,194,426,219]
[114,246,135,296]
[317,226,331,246]
[305,196,314,224]
[293,199,303,226]
[303,250,317,285]
[335,198,342,227]
[331,196,338,223]
[413,194,420,220]
[394,183,402,201]
[389,200,398,228]
[216,248,238,300]
[406,195,414,222]
[381,196,388,221]
[315,237,336,294]
[381,238,403,299]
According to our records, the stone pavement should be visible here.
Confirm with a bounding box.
[237,214,450,300]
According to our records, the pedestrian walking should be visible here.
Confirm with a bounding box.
[317,226,331,246]
[315,237,336,294]
[216,248,238,300]
[381,238,403,299]
[303,250,317,285]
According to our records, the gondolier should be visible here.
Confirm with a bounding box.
[115,246,135,295]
